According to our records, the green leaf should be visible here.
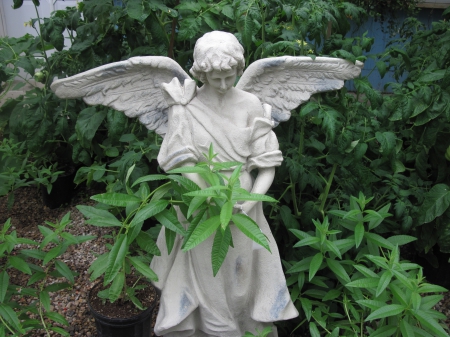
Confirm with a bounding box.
[418,283,448,294]
[293,236,320,248]
[104,234,128,284]
[165,226,176,254]
[309,253,323,281]
[417,184,450,225]
[309,322,320,337]
[44,282,71,292]
[9,256,31,275]
[375,131,396,156]
[27,271,46,286]
[231,192,277,203]
[109,272,125,303]
[286,257,313,274]
[300,297,312,321]
[368,325,398,337]
[127,0,152,21]
[40,291,51,311]
[136,232,161,256]
[75,107,106,148]
[132,200,169,225]
[356,299,385,310]
[184,186,228,198]
[0,303,23,333]
[211,226,232,276]
[55,260,74,284]
[168,166,209,174]
[365,304,405,321]
[155,209,186,236]
[412,309,449,337]
[400,319,415,337]
[128,256,158,281]
[354,222,364,248]
[231,214,270,252]
[88,252,109,281]
[91,193,141,207]
[183,215,220,251]
[364,232,395,250]
[131,174,169,187]
[376,60,387,78]
[326,258,351,284]
[220,201,233,230]
[45,311,69,326]
[418,69,446,82]
[376,270,392,297]
[387,235,417,246]
[13,0,24,9]
[43,245,62,265]
[187,196,207,219]
[0,272,8,302]
[346,277,379,288]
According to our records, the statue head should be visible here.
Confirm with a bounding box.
[190,31,245,83]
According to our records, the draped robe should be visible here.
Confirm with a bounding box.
[151,78,298,337]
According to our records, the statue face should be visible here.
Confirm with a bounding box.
[205,68,237,95]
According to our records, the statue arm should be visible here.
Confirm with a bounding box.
[238,167,275,214]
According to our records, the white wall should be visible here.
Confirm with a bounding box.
[0,0,77,38]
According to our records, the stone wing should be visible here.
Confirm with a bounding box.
[51,56,190,136]
[236,56,363,126]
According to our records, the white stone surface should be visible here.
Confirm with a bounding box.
[51,30,363,337]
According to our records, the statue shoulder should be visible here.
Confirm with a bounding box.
[234,88,265,117]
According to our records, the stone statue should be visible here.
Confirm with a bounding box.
[51,31,362,337]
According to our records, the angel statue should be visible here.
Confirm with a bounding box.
[51,31,362,337]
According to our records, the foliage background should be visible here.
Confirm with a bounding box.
[1,0,450,336]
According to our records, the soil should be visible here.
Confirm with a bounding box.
[89,278,157,319]
[0,186,159,336]
[1,186,450,336]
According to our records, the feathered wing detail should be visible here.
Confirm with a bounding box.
[50,56,190,136]
[236,56,363,125]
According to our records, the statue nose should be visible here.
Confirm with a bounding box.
[220,79,227,89]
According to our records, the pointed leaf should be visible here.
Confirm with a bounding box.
[365,304,405,321]
[412,309,449,337]
[91,193,141,207]
[104,234,128,284]
[231,214,270,252]
[183,215,221,251]
[55,260,75,284]
[220,201,233,230]
[132,200,169,225]
[309,253,323,281]
[136,231,161,256]
[211,226,232,276]
[128,256,158,281]
[0,272,9,302]
[40,291,51,312]
[326,258,351,284]
[155,209,186,236]
[376,270,392,297]
[109,272,125,303]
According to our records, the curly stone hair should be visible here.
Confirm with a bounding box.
[190,31,245,83]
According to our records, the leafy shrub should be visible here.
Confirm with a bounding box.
[282,193,449,336]
[0,213,94,336]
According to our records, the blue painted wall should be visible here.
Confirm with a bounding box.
[347,8,446,92]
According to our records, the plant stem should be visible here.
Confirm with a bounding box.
[0,315,16,335]
[318,163,337,216]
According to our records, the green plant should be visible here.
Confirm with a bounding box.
[0,139,66,208]
[242,326,273,337]
[283,192,449,336]
[77,146,276,306]
[0,213,95,336]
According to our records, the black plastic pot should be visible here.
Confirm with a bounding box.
[41,166,77,209]
[88,285,159,337]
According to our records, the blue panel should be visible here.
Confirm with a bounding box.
[345,8,446,92]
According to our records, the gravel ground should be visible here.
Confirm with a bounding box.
[1,186,450,336]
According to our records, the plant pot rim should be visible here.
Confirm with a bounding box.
[87,281,160,324]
